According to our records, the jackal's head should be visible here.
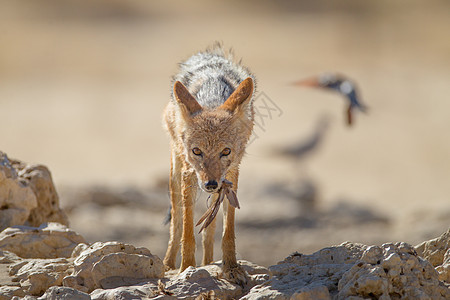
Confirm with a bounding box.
[173,78,254,193]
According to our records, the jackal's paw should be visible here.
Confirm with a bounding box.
[163,258,176,272]
[164,263,175,272]
[222,264,248,287]
[179,260,196,274]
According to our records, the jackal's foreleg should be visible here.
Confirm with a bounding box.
[163,151,183,270]
[221,168,247,285]
[179,168,197,272]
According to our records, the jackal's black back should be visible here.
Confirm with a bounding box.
[173,45,255,109]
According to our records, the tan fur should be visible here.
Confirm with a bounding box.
[163,78,254,285]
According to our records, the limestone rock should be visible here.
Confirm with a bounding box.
[0,152,37,232]
[0,251,23,299]
[436,249,450,284]
[37,286,91,300]
[91,252,163,289]
[416,228,450,267]
[63,241,164,293]
[1,250,73,298]
[338,242,450,299]
[164,265,241,299]
[15,163,69,228]
[9,258,72,296]
[88,261,270,300]
[11,296,38,300]
[0,151,68,231]
[0,237,448,300]
[0,285,26,300]
[71,243,90,258]
[0,249,22,264]
[239,260,272,286]
[291,285,331,300]
[416,228,450,284]
[243,242,367,299]
[0,223,86,259]
[90,283,158,300]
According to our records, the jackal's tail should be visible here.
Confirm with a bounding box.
[163,203,171,225]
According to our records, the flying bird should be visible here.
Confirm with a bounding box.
[294,73,367,126]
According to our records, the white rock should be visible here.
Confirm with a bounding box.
[0,250,21,264]
[91,252,163,289]
[9,258,72,296]
[416,228,450,267]
[0,223,86,258]
[17,164,69,227]
[164,265,241,299]
[360,245,383,265]
[11,296,38,300]
[63,241,163,293]
[244,242,367,299]
[90,284,157,300]
[291,284,331,300]
[416,228,450,284]
[0,152,37,232]
[337,242,450,299]
[239,260,272,286]
[71,243,90,258]
[436,248,450,283]
[37,286,91,300]
[0,152,68,231]
[0,286,26,300]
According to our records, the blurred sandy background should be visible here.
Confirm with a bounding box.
[1,0,450,266]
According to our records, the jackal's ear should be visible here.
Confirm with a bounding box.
[173,81,202,117]
[220,77,254,113]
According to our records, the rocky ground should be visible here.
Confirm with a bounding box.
[1,152,450,299]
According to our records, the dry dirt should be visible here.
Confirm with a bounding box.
[1,0,450,267]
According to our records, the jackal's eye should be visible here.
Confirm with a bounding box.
[192,147,202,156]
[221,148,231,157]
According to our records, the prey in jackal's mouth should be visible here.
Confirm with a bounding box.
[196,179,240,233]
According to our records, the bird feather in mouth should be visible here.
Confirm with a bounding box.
[196,179,240,233]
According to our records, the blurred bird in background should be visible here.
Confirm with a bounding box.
[274,116,330,162]
[294,73,367,126]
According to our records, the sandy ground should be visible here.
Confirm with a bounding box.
[1,0,450,266]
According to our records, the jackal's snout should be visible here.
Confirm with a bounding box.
[204,180,219,192]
